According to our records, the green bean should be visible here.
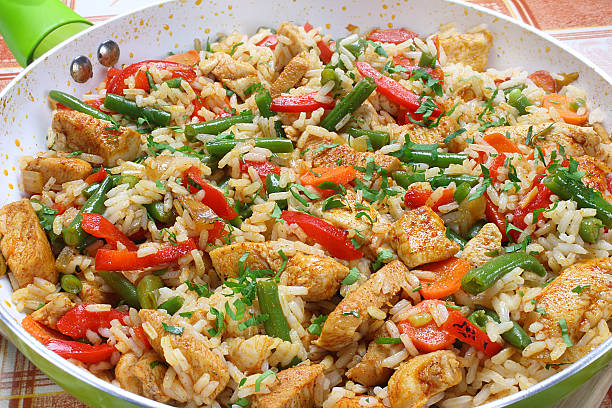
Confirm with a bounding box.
[344,38,366,58]
[392,171,426,189]
[346,127,390,151]
[137,275,164,310]
[468,309,532,350]
[543,171,612,227]
[113,175,140,188]
[63,176,113,247]
[507,88,532,115]
[158,296,184,315]
[446,227,467,249]
[466,220,488,240]
[82,182,100,198]
[461,252,546,294]
[502,84,526,95]
[266,173,288,210]
[320,77,377,132]
[321,67,341,90]
[146,72,157,91]
[418,51,436,68]
[429,174,478,189]
[569,98,586,112]
[144,202,177,224]
[274,120,286,138]
[104,93,171,127]
[49,90,116,122]
[97,270,139,308]
[393,149,467,168]
[579,217,602,243]
[206,137,294,157]
[454,182,472,203]
[256,280,291,341]
[61,275,82,294]
[255,89,274,118]
[184,110,255,142]
[165,78,182,88]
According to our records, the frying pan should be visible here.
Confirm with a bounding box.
[0,0,611,407]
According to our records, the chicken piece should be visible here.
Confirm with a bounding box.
[205,291,262,339]
[52,110,140,166]
[439,29,493,71]
[388,350,463,408]
[525,258,612,364]
[115,353,142,395]
[270,52,310,98]
[178,196,220,235]
[333,397,387,408]
[312,144,401,180]
[30,293,75,330]
[315,261,412,351]
[227,335,278,374]
[576,155,612,194]
[482,123,601,158]
[79,278,117,304]
[388,115,461,146]
[251,363,325,408]
[391,206,460,268]
[459,223,502,267]
[276,22,311,62]
[210,52,260,100]
[139,309,229,403]
[23,157,92,193]
[280,252,349,301]
[134,350,171,403]
[209,242,274,281]
[0,199,57,287]
[315,191,381,237]
[346,325,399,386]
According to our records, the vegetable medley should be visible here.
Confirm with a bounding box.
[3,19,612,408]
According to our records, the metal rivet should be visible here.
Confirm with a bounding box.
[70,55,93,83]
[97,40,120,67]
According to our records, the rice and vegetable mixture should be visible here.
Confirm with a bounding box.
[3,20,612,408]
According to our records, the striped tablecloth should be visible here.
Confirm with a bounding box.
[0,0,611,407]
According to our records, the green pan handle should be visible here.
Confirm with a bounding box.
[0,0,92,67]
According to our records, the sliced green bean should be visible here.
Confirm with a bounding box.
[206,137,293,157]
[98,270,139,308]
[137,275,164,310]
[507,88,532,115]
[446,227,467,249]
[344,38,367,58]
[184,110,255,142]
[256,280,290,341]
[392,171,426,189]
[321,68,340,90]
[429,174,478,189]
[158,296,184,315]
[49,90,116,122]
[255,89,274,118]
[454,182,471,203]
[113,175,140,188]
[266,172,288,210]
[104,93,171,127]
[461,252,546,294]
[63,176,113,247]
[543,171,612,227]
[347,127,390,150]
[579,217,602,243]
[394,149,467,167]
[144,202,177,224]
[467,220,488,240]
[320,77,377,132]
[468,308,531,350]
[61,275,82,294]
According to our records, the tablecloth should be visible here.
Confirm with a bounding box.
[0,0,611,407]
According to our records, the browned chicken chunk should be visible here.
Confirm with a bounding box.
[346,325,400,386]
[311,144,400,179]
[391,206,460,268]
[210,52,260,100]
[115,351,171,403]
[388,350,463,408]
[23,157,92,193]
[332,397,387,408]
[276,22,311,62]
[439,29,493,71]
[576,155,612,194]
[251,363,325,408]
[270,52,310,98]
[0,199,57,287]
[459,223,503,267]
[52,110,140,166]
[315,261,412,351]
[526,258,612,363]
[30,293,75,330]
[139,309,229,404]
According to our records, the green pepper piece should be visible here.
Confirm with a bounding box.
[158,296,185,315]
[507,88,532,115]
[266,172,288,210]
[144,202,177,224]
[256,280,291,341]
[98,270,140,308]
[61,275,82,294]
[392,171,426,189]
[137,275,164,310]
[346,127,390,151]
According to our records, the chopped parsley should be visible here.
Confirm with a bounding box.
[208,307,225,337]
[341,267,360,285]
[185,281,211,297]
[531,299,547,315]
[179,311,194,318]
[443,128,466,144]
[375,337,402,344]
[342,310,360,318]
[307,314,328,336]
[559,319,573,347]
[254,369,277,392]
[571,285,590,294]
[229,42,244,56]
[161,322,184,335]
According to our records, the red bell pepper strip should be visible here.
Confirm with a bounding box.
[280,210,363,260]
[190,96,206,121]
[85,166,108,185]
[106,60,197,95]
[165,50,200,66]
[81,213,138,251]
[270,93,335,113]
[303,22,334,64]
[95,238,197,271]
[397,300,455,352]
[528,70,556,93]
[132,325,151,349]
[366,28,419,44]
[430,188,455,212]
[56,304,127,338]
[134,70,150,91]
[485,194,508,242]
[257,35,279,50]
[44,338,115,363]
[240,159,281,180]
[510,175,553,241]
[207,221,227,243]
[392,56,444,84]
[442,310,503,357]
[22,315,69,344]
[183,166,237,220]
[355,62,442,120]
[404,189,432,208]
[607,174,612,194]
